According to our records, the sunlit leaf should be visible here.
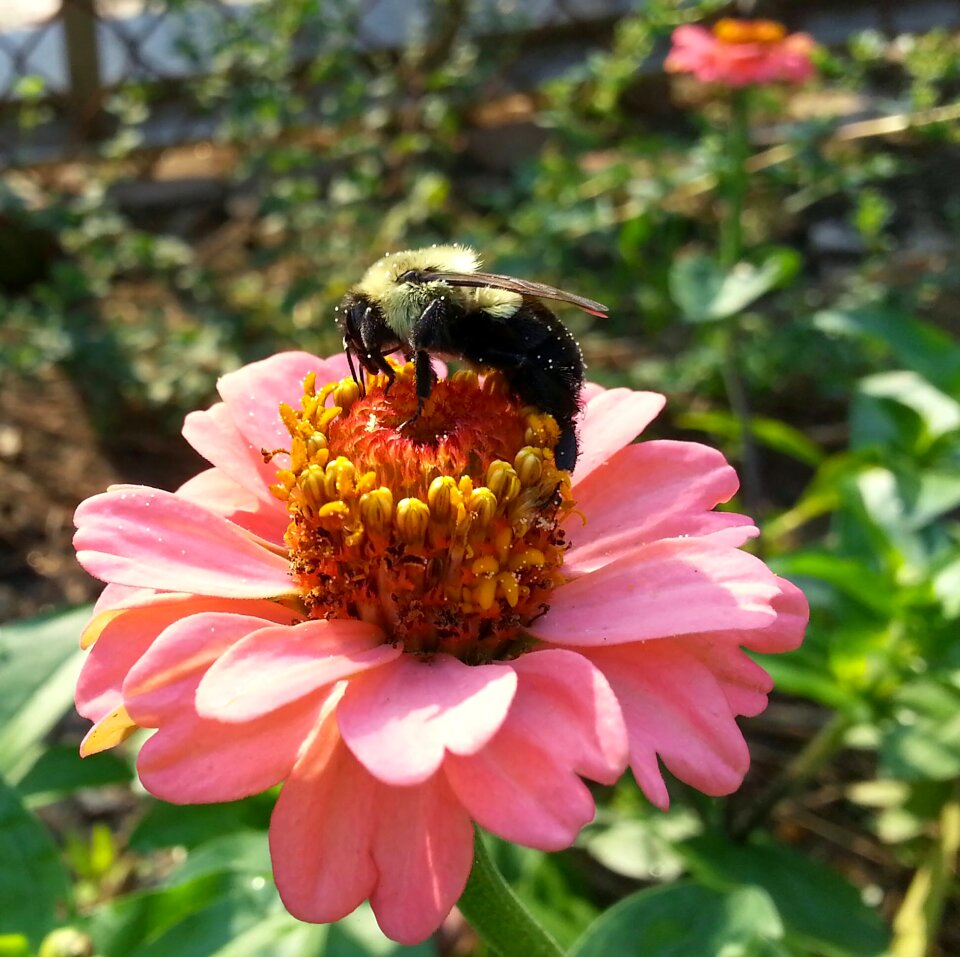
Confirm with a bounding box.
[772,551,895,617]
[0,935,31,957]
[880,680,960,781]
[852,371,960,453]
[580,806,700,881]
[677,410,825,466]
[670,249,800,323]
[0,607,89,778]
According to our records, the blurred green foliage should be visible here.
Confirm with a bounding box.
[3,0,960,954]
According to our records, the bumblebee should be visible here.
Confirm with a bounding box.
[335,245,606,470]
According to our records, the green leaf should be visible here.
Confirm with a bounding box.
[852,371,960,453]
[570,883,787,957]
[86,872,243,957]
[880,680,960,781]
[0,607,89,778]
[772,552,895,617]
[679,835,889,957]
[165,832,272,885]
[813,306,960,393]
[933,554,960,619]
[129,795,274,851]
[18,745,133,801]
[87,873,430,957]
[0,780,71,947]
[580,805,700,881]
[670,249,800,323]
[677,410,825,466]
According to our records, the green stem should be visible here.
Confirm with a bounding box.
[457,827,566,957]
[729,711,853,841]
[720,91,750,270]
[890,782,960,957]
[718,89,762,516]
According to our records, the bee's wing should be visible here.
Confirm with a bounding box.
[419,270,608,317]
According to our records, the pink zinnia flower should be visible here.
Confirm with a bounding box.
[73,352,807,944]
[665,18,816,88]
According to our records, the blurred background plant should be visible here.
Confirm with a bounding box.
[1,0,959,954]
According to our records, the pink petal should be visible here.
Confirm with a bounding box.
[90,582,156,617]
[338,654,517,786]
[196,619,399,722]
[530,539,780,646]
[444,650,628,851]
[581,381,607,403]
[176,467,287,544]
[445,729,597,851]
[588,641,752,805]
[76,617,155,723]
[370,771,474,944]
[78,597,288,722]
[566,441,750,573]
[506,650,627,782]
[74,486,294,598]
[572,389,665,485]
[137,695,325,804]
[271,700,379,924]
[742,578,808,653]
[123,608,296,726]
[182,402,288,509]
[676,636,774,717]
[217,351,347,455]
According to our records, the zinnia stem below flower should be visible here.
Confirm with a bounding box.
[457,827,566,957]
[719,87,762,515]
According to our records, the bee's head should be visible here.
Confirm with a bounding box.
[335,292,369,344]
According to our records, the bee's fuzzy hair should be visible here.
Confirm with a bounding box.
[355,244,480,297]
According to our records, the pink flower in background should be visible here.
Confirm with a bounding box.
[666,18,816,88]
[73,351,807,944]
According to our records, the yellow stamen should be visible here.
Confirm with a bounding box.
[397,497,430,544]
[359,487,394,534]
[472,555,500,577]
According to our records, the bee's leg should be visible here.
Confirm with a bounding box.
[356,305,398,392]
[393,300,445,430]
[344,338,366,397]
[396,350,434,432]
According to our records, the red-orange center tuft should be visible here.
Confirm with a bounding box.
[269,364,575,661]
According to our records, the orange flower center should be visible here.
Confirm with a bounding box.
[712,18,787,46]
[270,364,574,660]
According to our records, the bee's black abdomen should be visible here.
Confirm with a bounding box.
[433,300,585,469]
